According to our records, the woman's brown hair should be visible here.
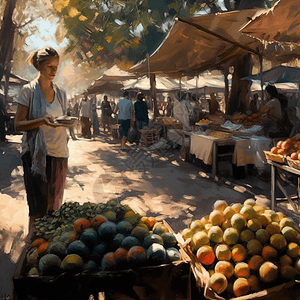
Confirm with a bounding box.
[29,46,59,70]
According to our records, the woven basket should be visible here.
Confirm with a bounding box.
[140,128,160,146]
[286,156,300,170]
[264,150,286,163]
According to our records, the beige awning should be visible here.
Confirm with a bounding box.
[129,8,300,78]
[129,9,264,77]
[241,0,300,45]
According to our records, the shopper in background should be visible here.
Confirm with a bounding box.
[80,95,92,139]
[115,91,133,150]
[134,92,149,130]
[165,96,173,117]
[101,95,112,133]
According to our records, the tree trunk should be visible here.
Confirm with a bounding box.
[227,53,253,115]
[0,0,17,114]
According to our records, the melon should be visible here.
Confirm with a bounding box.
[80,228,99,249]
[47,241,67,259]
[39,254,61,275]
[67,240,89,258]
[101,252,115,270]
[116,220,133,235]
[103,210,117,222]
[113,248,129,269]
[91,242,108,263]
[161,232,177,248]
[131,226,150,243]
[111,233,126,251]
[143,234,164,249]
[83,260,98,271]
[61,254,84,272]
[147,243,166,264]
[127,246,147,267]
[59,231,79,246]
[152,224,168,235]
[166,247,181,262]
[121,236,141,250]
[98,221,117,240]
[90,215,108,229]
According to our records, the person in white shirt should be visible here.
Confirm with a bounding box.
[80,95,92,139]
[15,46,69,231]
[115,91,134,150]
[257,84,291,137]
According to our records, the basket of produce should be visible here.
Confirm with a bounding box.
[264,137,300,163]
[178,198,300,300]
[13,200,187,300]
[286,156,300,171]
[264,151,286,163]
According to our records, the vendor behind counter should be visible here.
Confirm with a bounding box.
[256,84,293,138]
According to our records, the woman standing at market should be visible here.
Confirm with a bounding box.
[15,46,69,232]
[257,84,292,137]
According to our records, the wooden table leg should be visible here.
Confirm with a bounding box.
[271,164,276,211]
[212,141,218,181]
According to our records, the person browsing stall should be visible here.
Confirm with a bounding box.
[115,91,134,150]
[80,95,92,139]
[101,95,112,133]
[15,46,69,232]
[134,92,149,130]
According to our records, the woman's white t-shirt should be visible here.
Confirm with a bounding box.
[17,88,69,158]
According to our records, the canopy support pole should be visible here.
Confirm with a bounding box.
[150,73,159,118]
[179,77,182,100]
[223,68,229,114]
[196,75,199,101]
[259,55,264,103]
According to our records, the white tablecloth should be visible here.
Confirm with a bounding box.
[190,134,271,167]
[232,135,271,168]
[190,134,218,165]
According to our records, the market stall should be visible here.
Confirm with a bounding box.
[13,201,191,300]
[188,121,271,180]
[15,197,300,300]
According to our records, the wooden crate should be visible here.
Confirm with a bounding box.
[140,128,161,147]
[13,249,190,300]
[13,230,191,300]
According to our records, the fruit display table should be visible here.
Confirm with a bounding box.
[267,159,300,214]
[189,133,271,180]
[13,201,191,300]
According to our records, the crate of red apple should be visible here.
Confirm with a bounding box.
[264,136,300,164]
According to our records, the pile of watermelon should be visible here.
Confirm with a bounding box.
[26,200,181,276]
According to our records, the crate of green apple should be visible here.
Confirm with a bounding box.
[25,200,182,276]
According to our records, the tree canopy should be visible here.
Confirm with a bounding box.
[50,0,271,72]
